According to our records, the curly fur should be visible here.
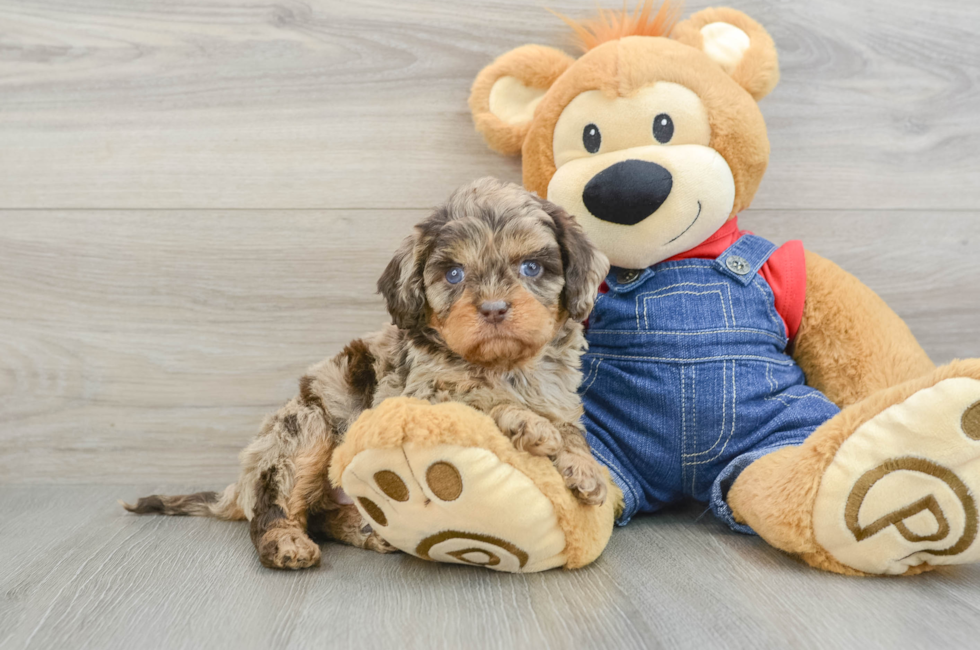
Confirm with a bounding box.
[124,178,610,570]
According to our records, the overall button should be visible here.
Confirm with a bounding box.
[726,255,750,275]
[616,269,640,284]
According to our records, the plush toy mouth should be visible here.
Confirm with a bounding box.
[666,201,702,244]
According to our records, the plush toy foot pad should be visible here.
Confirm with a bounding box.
[341,443,566,572]
[330,397,619,573]
[814,378,980,574]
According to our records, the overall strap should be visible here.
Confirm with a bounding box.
[713,234,778,285]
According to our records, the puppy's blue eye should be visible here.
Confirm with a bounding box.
[520,260,542,278]
[445,266,465,284]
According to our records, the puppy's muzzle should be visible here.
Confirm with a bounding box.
[582,159,673,226]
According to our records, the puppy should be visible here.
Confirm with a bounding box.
[124,177,611,570]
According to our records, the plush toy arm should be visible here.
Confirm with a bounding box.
[330,397,619,572]
[792,250,935,407]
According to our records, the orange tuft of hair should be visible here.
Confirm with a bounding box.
[550,0,684,52]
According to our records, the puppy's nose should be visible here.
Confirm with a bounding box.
[583,159,673,226]
[479,300,510,324]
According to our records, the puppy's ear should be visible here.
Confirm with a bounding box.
[536,198,610,322]
[377,230,427,331]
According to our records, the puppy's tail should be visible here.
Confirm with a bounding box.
[121,483,245,520]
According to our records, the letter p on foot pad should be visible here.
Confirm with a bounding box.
[814,378,980,574]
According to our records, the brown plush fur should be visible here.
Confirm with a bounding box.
[793,251,936,408]
[671,6,780,101]
[469,45,574,155]
[124,177,610,570]
[729,359,980,576]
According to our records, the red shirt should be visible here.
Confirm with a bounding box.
[597,218,806,340]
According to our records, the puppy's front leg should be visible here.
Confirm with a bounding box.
[490,404,563,457]
[554,422,607,506]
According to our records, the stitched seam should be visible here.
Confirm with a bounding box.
[685,359,738,464]
[680,365,688,490]
[587,328,784,341]
[751,276,785,335]
[653,264,715,272]
[642,290,729,329]
[729,284,737,327]
[691,365,698,491]
[591,448,640,506]
[588,352,794,365]
[765,392,836,407]
[580,358,597,392]
[684,359,725,459]
[637,282,733,329]
[762,361,835,408]
[581,359,603,395]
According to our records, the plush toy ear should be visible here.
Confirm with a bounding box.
[469,45,575,155]
[672,7,779,100]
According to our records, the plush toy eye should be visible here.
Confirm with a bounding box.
[582,124,601,154]
[519,260,542,278]
[653,113,674,144]
[445,266,465,284]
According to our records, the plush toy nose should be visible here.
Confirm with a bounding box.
[479,300,510,324]
[582,160,673,226]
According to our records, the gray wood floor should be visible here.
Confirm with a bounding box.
[1,1,979,648]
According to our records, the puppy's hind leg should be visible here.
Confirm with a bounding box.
[290,441,397,556]
[243,401,330,570]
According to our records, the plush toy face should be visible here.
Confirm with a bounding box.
[470,5,780,269]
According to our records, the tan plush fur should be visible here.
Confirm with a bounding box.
[469,45,575,155]
[672,6,780,100]
[125,178,612,570]
[793,251,936,408]
[331,397,621,569]
[729,359,980,575]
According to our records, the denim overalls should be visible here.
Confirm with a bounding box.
[581,234,841,533]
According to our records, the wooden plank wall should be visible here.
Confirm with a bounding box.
[1,0,978,484]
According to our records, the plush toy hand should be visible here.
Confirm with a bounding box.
[329,397,620,572]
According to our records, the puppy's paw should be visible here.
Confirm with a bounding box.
[364,531,399,555]
[258,528,322,570]
[510,415,563,457]
[557,453,607,506]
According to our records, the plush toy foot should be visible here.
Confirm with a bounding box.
[730,360,980,576]
[329,397,620,573]
[812,374,980,574]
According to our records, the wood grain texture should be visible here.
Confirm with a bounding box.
[1,486,978,650]
[1,210,978,484]
[0,0,978,210]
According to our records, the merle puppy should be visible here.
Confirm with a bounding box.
[125,177,611,570]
